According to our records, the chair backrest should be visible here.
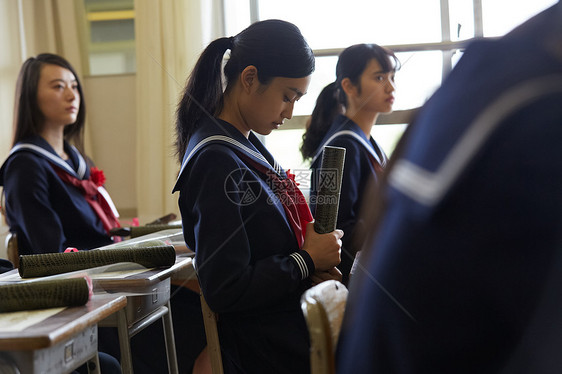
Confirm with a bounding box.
[200,292,224,374]
[301,280,348,374]
[193,258,224,374]
[5,233,19,268]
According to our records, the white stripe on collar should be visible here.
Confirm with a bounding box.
[177,135,279,183]
[311,130,383,166]
[10,143,87,179]
[389,75,562,207]
[73,145,87,177]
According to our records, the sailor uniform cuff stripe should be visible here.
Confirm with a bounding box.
[290,252,309,279]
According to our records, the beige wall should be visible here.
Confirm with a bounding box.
[83,74,137,218]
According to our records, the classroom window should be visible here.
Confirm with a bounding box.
[482,0,557,37]
[82,0,136,76]
[223,0,557,170]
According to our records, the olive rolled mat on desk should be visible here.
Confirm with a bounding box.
[18,241,176,278]
[314,146,346,234]
[0,277,90,313]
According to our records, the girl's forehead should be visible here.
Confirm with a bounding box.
[270,76,311,94]
[40,64,76,82]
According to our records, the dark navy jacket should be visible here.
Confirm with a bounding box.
[173,117,314,373]
[309,115,387,284]
[337,4,562,373]
[0,136,112,255]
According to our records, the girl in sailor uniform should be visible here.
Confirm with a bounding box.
[174,19,343,373]
[301,44,399,285]
[0,54,121,373]
[0,54,119,256]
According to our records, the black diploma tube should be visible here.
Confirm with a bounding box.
[313,146,346,234]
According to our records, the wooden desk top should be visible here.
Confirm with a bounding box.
[0,294,127,351]
[93,255,193,291]
[91,229,195,289]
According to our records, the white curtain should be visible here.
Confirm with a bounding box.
[134,0,224,223]
[0,0,91,160]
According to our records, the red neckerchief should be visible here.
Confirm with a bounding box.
[50,163,120,234]
[241,156,312,248]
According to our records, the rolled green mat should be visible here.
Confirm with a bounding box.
[314,146,346,234]
[130,223,182,238]
[19,242,176,278]
[0,277,90,313]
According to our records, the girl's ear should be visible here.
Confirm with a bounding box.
[240,65,258,93]
[341,77,357,98]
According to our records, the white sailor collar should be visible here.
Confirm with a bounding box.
[173,119,283,192]
[8,138,88,180]
[311,117,387,167]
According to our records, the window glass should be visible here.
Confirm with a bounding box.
[372,123,409,157]
[294,56,337,116]
[394,51,442,110]
[223,0,252,35]
[449,0,474,40]
[266,129,308,170]
[257,0,442,49]
[482,0,557,37]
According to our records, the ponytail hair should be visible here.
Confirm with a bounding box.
[176,19,315,162]
[301,44,399,160]
[175,37,232,162]
[300,82,343,159]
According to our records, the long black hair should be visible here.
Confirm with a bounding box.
[300,44,399,160]
[175,19,315,162]
[12,53,86,151]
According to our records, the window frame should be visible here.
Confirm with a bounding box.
[241,0,486,129]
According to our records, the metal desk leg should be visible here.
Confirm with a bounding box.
[116,308,134,374]
[162,301,179,374]
[87,353,101,374]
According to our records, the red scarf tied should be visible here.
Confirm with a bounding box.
[243,157,313,248]
[51,163,120,234]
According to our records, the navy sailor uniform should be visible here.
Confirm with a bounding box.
[173,117,314,373]
[309,114,387,285]
[0,136,114,254]
[337,4,562,373]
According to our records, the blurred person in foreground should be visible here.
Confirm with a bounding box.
[337,2,562,373]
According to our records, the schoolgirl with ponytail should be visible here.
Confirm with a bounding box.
[302,43,399,285]
[173,19,343,373]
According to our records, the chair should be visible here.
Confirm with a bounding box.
[193,258,224,374]
[200,292,224,374]
[301,280,349,374]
